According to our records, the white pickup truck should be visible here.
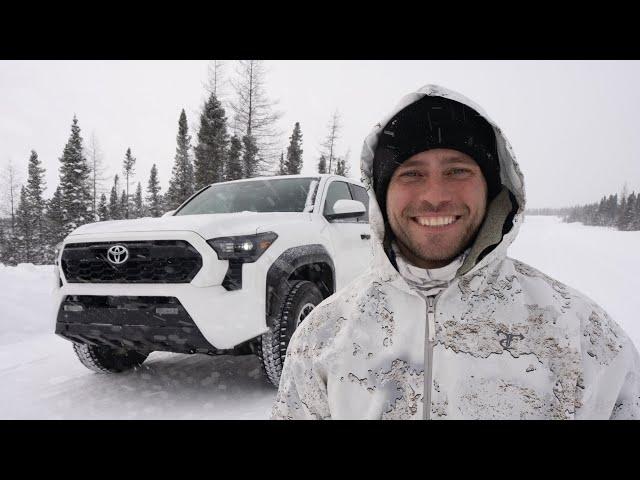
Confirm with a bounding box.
[53,174,372,386]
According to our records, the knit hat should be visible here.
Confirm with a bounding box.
[372,95,502,224]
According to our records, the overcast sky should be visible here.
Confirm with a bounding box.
[2,60,640,209]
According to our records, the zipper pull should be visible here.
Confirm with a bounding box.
[427,296,436,343]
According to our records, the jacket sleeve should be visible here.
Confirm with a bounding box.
[608,335,640,420]
[577,304,640,419]
[270,326,332,420]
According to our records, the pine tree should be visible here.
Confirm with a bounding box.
[318,155,327,174]
[122,148,136,219]
[146,164,163,217]
[58,116,92,234]
[46,185,66,249]
[166,110,196,210]
[335,157,348,177]
[14,186,33,263]
[133,182,144,218]
[620,192,636,231]
[633,193,640,231]
[284,122,303,175]
[225,135,244,181]
[119,189,127,218]
[616,194,628,230]
[108,174,121,220]
[242,134,259,179]
[194,95,229,188]
[278,152,287,175]
[97,193,108,221]
[25,150,47,261]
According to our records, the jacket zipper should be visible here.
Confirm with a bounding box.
[423,293,439,420]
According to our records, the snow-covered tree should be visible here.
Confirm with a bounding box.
[278,152,286,175]
[58,116,93,234]
[108,174,122,220]
[225,135,244,181]
[133,182,145,218]
[122,148,136,219]
[318,154,327,174]
[146,164,163,217]
[194,94,228,188]
[46,185,66,248]
[24,150,48,260]
[242,134,259,179]
[166,110,196,210]
[97,193,108,221]
[284,122,303,175]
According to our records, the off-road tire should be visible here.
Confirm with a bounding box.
[258,280,324,387]
[73,343,149,373]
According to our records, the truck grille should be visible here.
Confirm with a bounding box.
[61,240,203,283]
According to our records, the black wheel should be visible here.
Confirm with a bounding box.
[258,280,324,387]
[72,343,149,373]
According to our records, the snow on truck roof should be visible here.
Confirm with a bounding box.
[209,174,365,188]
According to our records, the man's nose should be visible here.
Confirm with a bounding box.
[417,175,454,205]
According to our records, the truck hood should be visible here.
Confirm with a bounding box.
[69,212,311,240]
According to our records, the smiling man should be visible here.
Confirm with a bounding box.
[272,84,640,420]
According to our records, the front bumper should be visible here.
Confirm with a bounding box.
[54,230,269,350]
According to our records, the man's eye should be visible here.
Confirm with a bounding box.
[447,168,471,176]
[400,170,420,177]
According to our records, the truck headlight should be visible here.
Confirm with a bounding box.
[207,232,278,263]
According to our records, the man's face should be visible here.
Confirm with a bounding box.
[386,148,488,269]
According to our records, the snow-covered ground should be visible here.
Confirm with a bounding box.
[0,215,638,419]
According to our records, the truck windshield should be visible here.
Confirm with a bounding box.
[175,177,320,215]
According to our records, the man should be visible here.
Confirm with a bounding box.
[271,84,640,419]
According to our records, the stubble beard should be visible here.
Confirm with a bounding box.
[390,209,484,268]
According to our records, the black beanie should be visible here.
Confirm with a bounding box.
[372,95,501,226]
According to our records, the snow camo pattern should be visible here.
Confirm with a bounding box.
[272,84,640,420]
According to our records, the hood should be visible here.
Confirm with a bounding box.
[69,211,310,240]
[360,84,526,279]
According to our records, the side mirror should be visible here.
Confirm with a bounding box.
[162,210,176,217]
[325,199,366,221]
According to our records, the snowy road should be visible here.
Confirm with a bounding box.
[1,215,639,419]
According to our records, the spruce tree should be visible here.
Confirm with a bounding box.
[97,193,108,221]
[225,135,244,181]
[166,110,196,210]
[285,122,303,174]
[620,192,636,231]
[25,150,47,261]
[146,164,163,217]
[122,148,136,219]
[194,96,229,188]
[14,186,32,263]
[58,116,92,234]
[133,182,144,218]
[335,157,349,177]
[108,174,121,220]
[242,134,259,178]
[278,152,286,175]
[46,185,66,248]
[119,189,127,218]
[318,155,327,174]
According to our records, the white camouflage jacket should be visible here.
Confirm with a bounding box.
[271,84,640,420]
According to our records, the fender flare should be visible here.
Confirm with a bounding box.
[264,244,335,328]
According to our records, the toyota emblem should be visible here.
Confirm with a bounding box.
[107,245,129,265]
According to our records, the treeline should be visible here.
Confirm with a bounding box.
[0,60,351,267]
[562,190,640,230]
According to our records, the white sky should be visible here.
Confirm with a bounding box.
[2,60,640,209]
